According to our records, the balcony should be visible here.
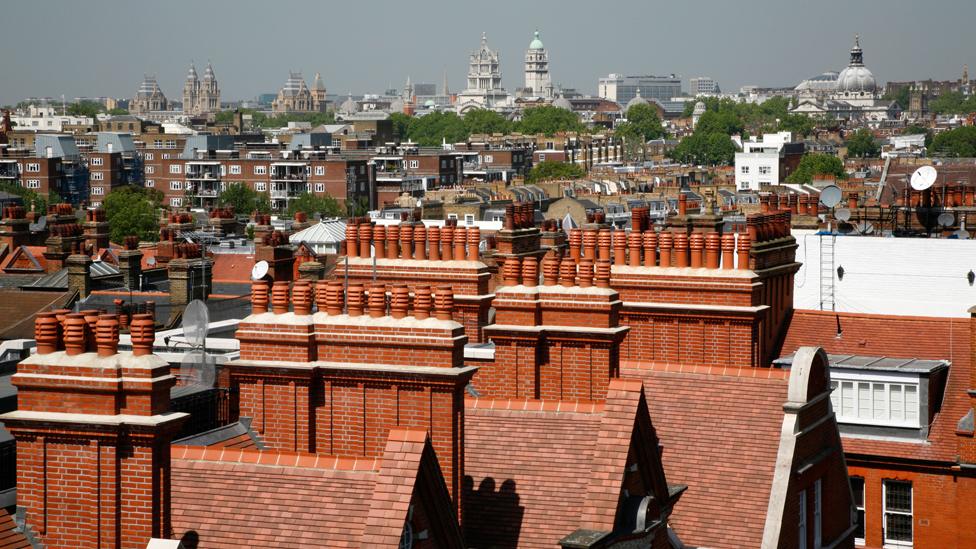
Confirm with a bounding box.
[195,189,219,197]
[186,170,220,180]
[270,172,307,182]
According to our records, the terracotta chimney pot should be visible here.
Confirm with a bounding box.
[658,232,673,267]
[95,314,119,357]
[434,286,454,321]
[129,313,155,356]
[521,256,538,287]
[368,284,387,318]
[642,231,658,267]
[466,227,480,261]
[414,285,433,320]
[441,225,454,260]
[578,259,594,288]
[373,225,386,259]
[559,256,577,287]
[595,259,612,288]
[428,226,441,261]
[346,284,366,317]
[64,313,87,356]
[569,228,583,263]
[292,280,313,315]
[386,224,400,259]
[271,281,290,314]
[34,312,60,355]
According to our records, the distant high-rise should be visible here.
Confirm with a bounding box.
[524,30,553,99]
[182,62,220,116]
[689,76,720,96]
[130,74,168,114]
[598,74,682,105]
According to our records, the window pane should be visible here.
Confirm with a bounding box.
[905,385,918,424]
[830,381,840,413]
[858,382,871,419]
[890,385,904,422]
[842,382,855,417]
[873,383,886,420]
[851,477,864,506]
[855,509,865,540]
[885,512,912,542]
[885,481,912,512]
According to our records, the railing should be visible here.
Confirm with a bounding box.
[186,172,219,180]
[270,173,307,181]
[195,189,219,197]
[171,387,234,440]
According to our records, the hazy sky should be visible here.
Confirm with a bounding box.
[2,0,974,105]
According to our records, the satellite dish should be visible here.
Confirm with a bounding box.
[562,212,577,235]
[182,299,210,348]
[175,349,216,395]
[953,229,970,239]
[251,260,269,281]
[910,166,937,191]
[835,208,852,222]
[855,221,875,235]
[837,222,854,235]
[146,256,157,267]
[937,212,955,227]
[820,185,842,208]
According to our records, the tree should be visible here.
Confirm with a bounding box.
[786,153,846,184]
[623,103,665,141]
[525,160,585,183]
[517,106,585,135]
[694,110,744,137]
[103,186,160,243]
[107,107,129,116]
[406,112,468,146]
[778,114,815,137]
[219,182,270,215]
[0,181,57,212]
[286,193,343,218]
[845,128,880,158]
[668,133,736,166]
[928,126,976,157]
[67,100,103,118]
[927,91,976,115]
[463,109,513,136]
[389,112,411,141]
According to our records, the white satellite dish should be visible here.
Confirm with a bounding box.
[146,256,157,267]
[953,229,970,239]
[251,260,269,281]
[910,166,937,191]
[820,185,842,208]
[855,221,875,235]
[182,299,210,349]
[937,212,955,227]
[835,208,852,222]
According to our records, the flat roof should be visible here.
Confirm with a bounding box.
[774,353,949,375]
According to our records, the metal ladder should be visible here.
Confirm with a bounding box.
[819,234,836,311]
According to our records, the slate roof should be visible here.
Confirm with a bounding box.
[0,289,72,340]
[781,309,969,463]
[620,361,789,549]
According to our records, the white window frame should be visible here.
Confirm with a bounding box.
[145,179,155,188]
[830,373,921,428]
[254,165,267,175]
[484,154,493,163]
[255,182,266,192]
[169,164,182,174]
[230,165,241,175]
[24,179,40,189]
[145,153,154,161]
[170,181,182,191]
[90,157,104,166]
[91,186,104,195]
[25,163,40,173]
[740,165,750,174]
[882,480,913,547]
[447,213,458,220]
[91,172,104,181]
[170,197,182,207]
[314,183,325,193]
[146,166,155,174]
[315,165,325,176]
[220,165,227,176]
[852,477,865,546]
[408,160,419,169]
[799,489,807,549]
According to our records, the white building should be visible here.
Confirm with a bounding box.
[734,131,796,191]
[689,76,720,95]
[456,33,511,113]
[523,30,553,99]
[10,105,92,132]
[883,134,927,158]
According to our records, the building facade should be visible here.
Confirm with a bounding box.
[689,76,720,95]
[182,62,221,116]
[456,33,510,113]
[272,72,326,113]
[734,131,804,191]
[598,73,683,105]
[523,30,553,99]
[130,74,168,115]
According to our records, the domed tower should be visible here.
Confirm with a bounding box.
[182,63,200,115]
[311,72,327,112]
[524,30,553,99]
[200,62,220,114]
[834,34,878,105]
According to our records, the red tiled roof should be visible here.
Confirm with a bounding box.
[171,447,382,548]
[621,361,788,549]
[0,508,30,548]
[464,380,663,549]
[0,246,46,273]
[210,252,255,283]
[464,403,601,548]
[781,309,970,462]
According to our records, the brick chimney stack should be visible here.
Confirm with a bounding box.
[42,204,83,273]
[118,235,143,290]
[166,243,212,323]
[2,312,186,548]
[66,252,93,298]
[232,280,474,513]
[82,208,110,251]
[0,205,29,249]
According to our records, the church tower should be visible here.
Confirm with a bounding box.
[311,72,327,111]
[182,63,200,115]
[524,30,553,99]
[200,62,220,114]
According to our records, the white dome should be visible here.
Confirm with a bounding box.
[552,96,573,110]
[835,65,876,93]
[692,101,706,115]
[626,89,649,111]
[339,95,358,114]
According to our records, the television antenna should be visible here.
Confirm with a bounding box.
[173,299,215,397]
[910,166,937,191]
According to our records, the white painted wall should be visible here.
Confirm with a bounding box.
[792,230,976,318]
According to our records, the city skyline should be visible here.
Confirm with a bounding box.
[3,0,976,105]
